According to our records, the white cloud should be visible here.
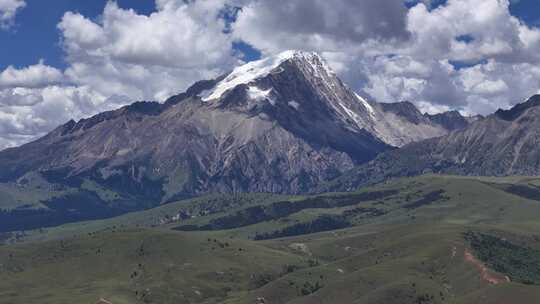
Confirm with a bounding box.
[0,0,238,149]
[0,61,64,89]
[385,0,540,113]
[233,0,410,54]
[231,0,540,115]
[0,87,43,106]
[59,2,234,69]
[57,1,237,101]
[0,85,113,149]
[0,0,25,29]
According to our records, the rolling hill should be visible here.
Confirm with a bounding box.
[3,175,540,303]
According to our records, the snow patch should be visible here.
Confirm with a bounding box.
[299,51,335,79]
[248,86,272,100]
[203,50,300,101]
[354,93,376,118]
[248,86,275,105]
[337,102,366,128]
[202,50,329,102]
[198,89,212,101]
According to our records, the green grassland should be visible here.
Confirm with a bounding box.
[3,175,540,303]
[0,173,71,210]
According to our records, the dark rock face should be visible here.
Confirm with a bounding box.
[426,111,471,131]
[495,94,540,121]
[320,95,540,192]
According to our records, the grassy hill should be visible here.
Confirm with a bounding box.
[3,175,540,303]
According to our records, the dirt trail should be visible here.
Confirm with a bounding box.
[464,249,510,285]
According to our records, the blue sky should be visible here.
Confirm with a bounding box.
[1,0,540,149]
[510,0,540,26]
[0,0,261,70]
[0,0,155,70]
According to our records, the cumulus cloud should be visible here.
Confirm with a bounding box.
[0,61,64,89]
[233,0,410,54]
[59,2,234,69]
[370,0,540,114]
[233,0,418,105]
[233,0,540,115]
[0,0,239,149]
[58,1,237,101]
[0,85,113,148]
[0,0,25,29]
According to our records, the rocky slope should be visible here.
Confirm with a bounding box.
[0,50,468,230]
[0,51,387,199]
[425,110,473,131]
[319,94,540,192]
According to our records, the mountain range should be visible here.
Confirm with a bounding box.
[0,50,534,231]
[319,94,540,192]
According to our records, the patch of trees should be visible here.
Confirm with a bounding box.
[174,190,397,231]
[342,207,387,218]
[415,293,436,304]
[504,184,540,201]
[403,190,448,209]
[254,215,351,240]
[251,273,275,289]
[465,231,540,284]
[299,281,323,296]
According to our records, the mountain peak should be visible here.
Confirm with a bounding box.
[202,50,330,101]
[495,94,540,121]
[380,101,424,124]
[425,110,469,131]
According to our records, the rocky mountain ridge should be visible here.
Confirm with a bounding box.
[319,94,540,192]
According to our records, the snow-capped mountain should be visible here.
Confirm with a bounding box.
[198,50,459,148]
[0,50,467,229]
